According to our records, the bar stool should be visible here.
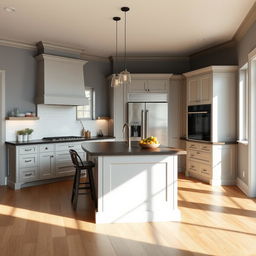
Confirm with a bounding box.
[69,149,96,210]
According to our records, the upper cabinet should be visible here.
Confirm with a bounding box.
[127,75,171,94]
[187,74,211,105]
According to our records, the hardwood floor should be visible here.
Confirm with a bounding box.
[0,174,256,256]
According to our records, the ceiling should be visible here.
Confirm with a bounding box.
[0,0,255,57]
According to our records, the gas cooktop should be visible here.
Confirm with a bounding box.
[42,136,84,141]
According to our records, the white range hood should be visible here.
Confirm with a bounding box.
[35,54,88,106]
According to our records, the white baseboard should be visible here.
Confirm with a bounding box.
[237,177,249,196]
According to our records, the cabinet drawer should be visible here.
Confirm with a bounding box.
[39,144,54,152]
[55,143,82,152]
[200,144,212,152]
[18,146,37,154]
[19,154,38,168]
[56,166,75,177]
[187,160,200,174]
[19,168,38,182]
[187,142,200,150]
[200,164,211,178]
[188,150,211,164]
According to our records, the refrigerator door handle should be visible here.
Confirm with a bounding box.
[145,110,149,138]
[141,110,144,139]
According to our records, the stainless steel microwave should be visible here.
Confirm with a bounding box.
[187,104,211,141]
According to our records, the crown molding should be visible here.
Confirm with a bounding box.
[190,40,236,58]
[0,39,36,51]
[183,65,238,77]
[234,2,256,41]
[80,51,109,62]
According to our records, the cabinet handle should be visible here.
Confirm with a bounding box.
[202,169,208,172]
[25,149,32,152]
[68,146,74,148]
[25,160,32,163]
[25,173,32,177]
[197,152,201,155]
[191,154,195,157]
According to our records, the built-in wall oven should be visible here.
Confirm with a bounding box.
[188,104,211,141]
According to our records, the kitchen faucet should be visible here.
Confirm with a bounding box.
[122,123,131,150]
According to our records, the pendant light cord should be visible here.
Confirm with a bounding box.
[124,11,127,70]
[115,19,118,74]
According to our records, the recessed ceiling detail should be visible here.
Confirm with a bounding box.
[0,0,255,57]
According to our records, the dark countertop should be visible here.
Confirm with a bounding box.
[180,137,237,145]
[82,141,187,156]
[5,136,115,146]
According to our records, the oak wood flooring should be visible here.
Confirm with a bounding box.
[0,174,256,256]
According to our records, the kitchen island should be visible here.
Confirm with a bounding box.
[82,141,186,223]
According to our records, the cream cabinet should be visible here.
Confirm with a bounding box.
[186,141,237,185]
[187,74,211,105]
[127,79,168,93]
[7,139,114,190]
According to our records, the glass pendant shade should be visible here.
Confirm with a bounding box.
[120,69,131,85]
[111,73,121,87]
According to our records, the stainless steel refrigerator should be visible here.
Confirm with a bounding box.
[127,102,168,145]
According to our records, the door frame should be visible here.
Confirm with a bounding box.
[0,70,6,185]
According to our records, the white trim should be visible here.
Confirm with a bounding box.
[0,70,6,185]
[35,54,88,64]
[183,65,238,77]
[234,2,256,41]
[237,140,249,145]
[248,49,256,197]
[237,177,249,196]
[0,39,36,51]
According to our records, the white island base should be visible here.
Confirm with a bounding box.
[90,155,180,224]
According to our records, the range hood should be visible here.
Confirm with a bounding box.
[35,54,88,105]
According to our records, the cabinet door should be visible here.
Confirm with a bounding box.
[187,78,200,105]
[127,79,146,93]
[147,79,168,93]
[200,75,211,104]
[39,152,55,179]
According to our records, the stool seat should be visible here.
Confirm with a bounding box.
[69,149,96,210]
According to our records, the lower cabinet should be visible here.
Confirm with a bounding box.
[39,152,55,179]
[186,141,237,185]
[7,142,85,189]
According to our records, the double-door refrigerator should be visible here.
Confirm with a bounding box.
[127,102,168,145]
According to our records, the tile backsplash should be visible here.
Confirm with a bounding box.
[6,105,109,141]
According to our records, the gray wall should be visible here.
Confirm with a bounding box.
[0,45,111,117]
[0,46,37,116]
[84,60,111,117]
[113,58,190,74]
[190,41,238,70]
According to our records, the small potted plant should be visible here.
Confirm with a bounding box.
[25,128,34,141]
[17,130,25,142]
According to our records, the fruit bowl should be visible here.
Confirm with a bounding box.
[139,136,160,149]
[139,143,160,149]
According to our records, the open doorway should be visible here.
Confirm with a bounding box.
[0,70,5,185]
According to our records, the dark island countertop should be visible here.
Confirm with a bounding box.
[5,136,115,146]
[82,141,187,156]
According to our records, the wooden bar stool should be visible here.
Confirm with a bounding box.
[69,149,96,210]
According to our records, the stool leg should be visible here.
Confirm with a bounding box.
[88,168,96,207]
[71,168,78,203]
[73,169,81,210]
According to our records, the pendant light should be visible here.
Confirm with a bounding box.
[111,16,121,87]
[119,7,131,85]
